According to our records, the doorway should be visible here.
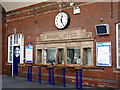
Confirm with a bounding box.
[13,46,20,74]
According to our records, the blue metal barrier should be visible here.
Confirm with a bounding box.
[39,67,41,84]
[75,68,83,89]
[30,66,32,82]
[48,68,51,85]
[79,69,83,90]
[27,65,83,89]
[76,69,78,89]
[63,68,66,87]
[52,68,54,85]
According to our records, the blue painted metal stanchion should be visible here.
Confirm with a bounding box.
[79,69,83,90]
[27,66,30,82]
[48,68,51,85]
[76,69,78,89]
[39,67,41,84]
[52,68,54,85]
[63,68,66,87]
[30,66,32,82]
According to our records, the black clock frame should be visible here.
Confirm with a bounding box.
[55,11,70,30]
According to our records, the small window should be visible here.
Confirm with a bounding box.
[83,48,92,66]
[119,56,120,66]
[37,49,42,63]
[8,36,13,62]
[57,49,64,64]
[14,34,17,44]
[119,40,120,48]
[67,47,81,65]
[44,48,56,64]
[10,36,12,45]
[9,46,12,61]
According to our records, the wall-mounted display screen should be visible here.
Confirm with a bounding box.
[96,24,109,35]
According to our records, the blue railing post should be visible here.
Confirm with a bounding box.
[30,66,32,82]
[79,69,83,90]
[63,68,66,87]
[76,69,78,89]
[39,67,41,84]
[49,68,51,85]
[52,67,54,85]
[27,66,30,82]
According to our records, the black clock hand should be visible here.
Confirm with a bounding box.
[60,14,64,26]
[61,19,64,26]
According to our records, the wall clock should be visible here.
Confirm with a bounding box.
[55,11,70,30]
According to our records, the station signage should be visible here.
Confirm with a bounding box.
[25,45,33,63]
[96,42,111,66]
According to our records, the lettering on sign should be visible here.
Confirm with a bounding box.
[37,28,92,41]
[64,33,77,38]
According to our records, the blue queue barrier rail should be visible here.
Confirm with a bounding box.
[30,66,32,82]
[47,66,54,85]
[76,69,78,89]
[48,68,51,85]
[27,65,33,82]
[26,65,83,89]
[79,69,82,90]
[39,66,41,84]
[27,65,103,89]
[74,67,83,89]
[52,67,54,85]
[27,65,83,89]
[63,68,66,87]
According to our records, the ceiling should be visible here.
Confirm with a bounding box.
[0,0,48,12]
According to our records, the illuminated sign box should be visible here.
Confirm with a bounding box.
[95,24,109,35]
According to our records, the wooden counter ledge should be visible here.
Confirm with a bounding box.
[47,65,54,68]
[26,65,33,67]
[32,64,104,70]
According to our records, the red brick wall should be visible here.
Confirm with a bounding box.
[2,2,120,88]
[1,6,6,75]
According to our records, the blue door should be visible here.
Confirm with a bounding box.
[13,46,20,74]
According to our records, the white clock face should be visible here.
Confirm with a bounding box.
[55,12,70,30]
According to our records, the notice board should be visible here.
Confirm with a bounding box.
[25,46,33,63]
[96,42,111,66]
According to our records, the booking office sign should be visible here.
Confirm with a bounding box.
[96,42,111,66]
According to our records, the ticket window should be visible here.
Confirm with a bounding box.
[37,49,42,63]
[67,47,81,65]
[83,48,92,66]
[44,48,56,64]
[57,49,64,64]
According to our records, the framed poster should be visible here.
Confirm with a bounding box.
[25,46,33,63]
[96,42,111,66]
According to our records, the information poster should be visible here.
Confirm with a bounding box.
[96,42,111,66]
[25,46,33,63]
